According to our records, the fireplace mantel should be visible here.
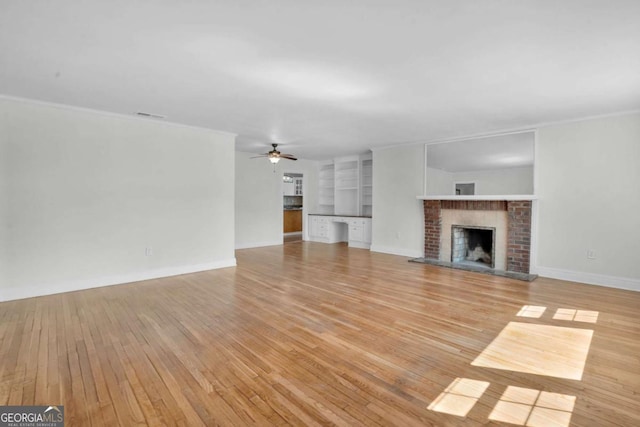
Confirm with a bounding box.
[417,195,537,201]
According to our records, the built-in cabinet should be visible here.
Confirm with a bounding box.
[311,153,372,249]
[308,215,372,249]
[317,153,372,216]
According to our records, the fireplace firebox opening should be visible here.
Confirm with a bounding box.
[451,226,495,269]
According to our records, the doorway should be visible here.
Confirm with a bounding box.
[455,182,476,195]
[283,172,304,243]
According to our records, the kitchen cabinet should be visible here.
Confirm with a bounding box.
[294,178,303,195]
[284,210,302,233]
[283,181,296,196]
[284,175,303,196]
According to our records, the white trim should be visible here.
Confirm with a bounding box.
[417,195,537,201]
[369,110,640,153]
[534,109,640,130]
[235,240,283,250]
[0,259,237,302]
[370,244,422,258]
[348,241,371,250]
[0,94,237,138]
[536,266,640,292]
[424,128,537,147]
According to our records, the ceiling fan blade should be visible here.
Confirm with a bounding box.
[250,155,269,158]
[280,155,298,161]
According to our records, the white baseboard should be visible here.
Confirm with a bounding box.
[0,258,237,302]
[536,266,640,292]
[235,240,283,250]
[370,244,423,258]
[348,241,371,250]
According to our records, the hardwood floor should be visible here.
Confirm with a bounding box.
[1,242,639,426]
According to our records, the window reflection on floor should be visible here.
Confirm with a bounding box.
[427,378,490,417]
[489,386,575,427]
[553,308,599,323]
[471,322,593,380]
[517,305,547,318]
[428,304,600,424]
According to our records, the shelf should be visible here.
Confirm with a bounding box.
[318,155,373,217]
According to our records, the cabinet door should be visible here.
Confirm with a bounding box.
[294,178,303,195]
[350,225,364,242]
[363,219,372,243]
[291,210,302,231]
[309,217,319,236]
[283,181,295,195]
[284,211,302,233]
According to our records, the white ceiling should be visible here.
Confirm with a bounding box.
[1,1,639,160]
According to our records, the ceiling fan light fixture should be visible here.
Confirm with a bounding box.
[269,155,280,164]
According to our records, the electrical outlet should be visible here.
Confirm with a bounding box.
[587,249,596,260]
[145,247,153,256]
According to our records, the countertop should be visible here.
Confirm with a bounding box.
[309,214,372,218]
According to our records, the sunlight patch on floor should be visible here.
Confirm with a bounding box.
[427,377,490,417]
[471,322,593,380]
[553,308,599,323]
[516,305,547,318]
[489,386,575,427]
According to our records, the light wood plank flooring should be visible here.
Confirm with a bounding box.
[1,242,639,426]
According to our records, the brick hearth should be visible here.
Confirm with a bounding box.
[423,199,533,274]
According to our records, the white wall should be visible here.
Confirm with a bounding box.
[0,107,6,289]
[0,97,236,301]
[235,151,319,249]
[453,166,534,195]
[371,144,425,258]
[536,112,640,290]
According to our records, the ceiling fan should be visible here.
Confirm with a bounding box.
[251,143,298,164]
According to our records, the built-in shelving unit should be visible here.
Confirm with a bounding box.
[316,153,372,217]
[318,162,335,214]
[334,157,359,215]
[360,155,372,217]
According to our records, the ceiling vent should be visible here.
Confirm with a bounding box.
[135,111,166,119]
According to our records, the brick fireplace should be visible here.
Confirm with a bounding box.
[422,199,534,275]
